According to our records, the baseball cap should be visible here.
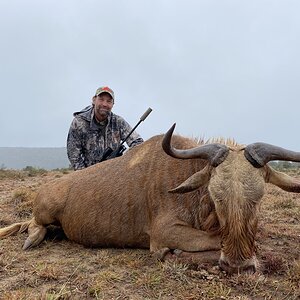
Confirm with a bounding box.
[95,86,115,100]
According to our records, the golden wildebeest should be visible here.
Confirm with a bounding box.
[1,124,300,274]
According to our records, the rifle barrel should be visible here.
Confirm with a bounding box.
[120,107,152,145]
[140,107,153,121]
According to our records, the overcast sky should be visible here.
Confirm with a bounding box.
[1,0,299,150]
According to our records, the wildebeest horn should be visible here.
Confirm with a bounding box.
[162,124,229,167]
[244,142,300,168]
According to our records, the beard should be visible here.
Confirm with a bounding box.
[97,108,110,118]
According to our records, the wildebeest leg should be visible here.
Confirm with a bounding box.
[23,219,47,250]
[171,226,220,252]
[151,247,171,260]
[165,249,220,267]
[150,218,220,257]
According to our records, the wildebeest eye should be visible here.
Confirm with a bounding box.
[213,195,224,203]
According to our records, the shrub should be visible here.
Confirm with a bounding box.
[0,169,25,180]
[22,166,47,177]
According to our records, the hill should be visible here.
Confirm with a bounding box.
[0,147,70,170]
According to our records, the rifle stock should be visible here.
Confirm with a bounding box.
[100,145,126,162]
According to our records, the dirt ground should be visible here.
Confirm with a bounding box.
[0,169,299,300]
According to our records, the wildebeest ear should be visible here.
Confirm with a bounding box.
[169,165,211,194]
[264,165,300,193]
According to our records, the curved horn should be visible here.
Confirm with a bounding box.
[245,142,300,168]
[162,124,229,167]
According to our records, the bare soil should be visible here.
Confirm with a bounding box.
[0,169,299,300]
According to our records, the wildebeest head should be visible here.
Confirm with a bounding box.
[162,124,300,274]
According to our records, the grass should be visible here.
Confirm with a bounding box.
[22,166,48,177]
[0,170,300,299]
[0,169,25,180]
[286,259,300,288]
[11,187,36,218]
[261,252,286,275]
[0,167,71,180]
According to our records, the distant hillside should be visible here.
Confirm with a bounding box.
[0,147,70,170]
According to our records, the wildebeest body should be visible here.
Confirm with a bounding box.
[2,126,300,274]
[34,135,211,249]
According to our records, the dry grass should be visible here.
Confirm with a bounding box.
[286,259,300,288]
[11,187,36,218]
[0,169,25,180]
[0,169,300,299]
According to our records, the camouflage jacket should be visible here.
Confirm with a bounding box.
[67,106,144,170]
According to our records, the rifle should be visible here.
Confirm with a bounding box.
[100,107,152,162]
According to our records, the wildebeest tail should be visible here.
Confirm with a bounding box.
[0,219,32,238]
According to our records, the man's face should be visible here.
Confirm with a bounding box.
[93,93,114,121]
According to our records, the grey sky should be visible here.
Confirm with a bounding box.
[1,0,299,150]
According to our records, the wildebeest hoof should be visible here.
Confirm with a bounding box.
[23,237,32,250]
[152,247,170,261]
[173,249,183,256]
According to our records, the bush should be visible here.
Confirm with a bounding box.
[0,169,25,180]
[22,166,48,177]
[269,161,300,172]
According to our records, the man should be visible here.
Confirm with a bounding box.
[67,86,144,170]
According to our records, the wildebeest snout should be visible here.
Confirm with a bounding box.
[219,253,258,274]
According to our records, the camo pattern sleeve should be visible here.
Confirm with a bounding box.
[117,115,144,147]
[67,118,86,170]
